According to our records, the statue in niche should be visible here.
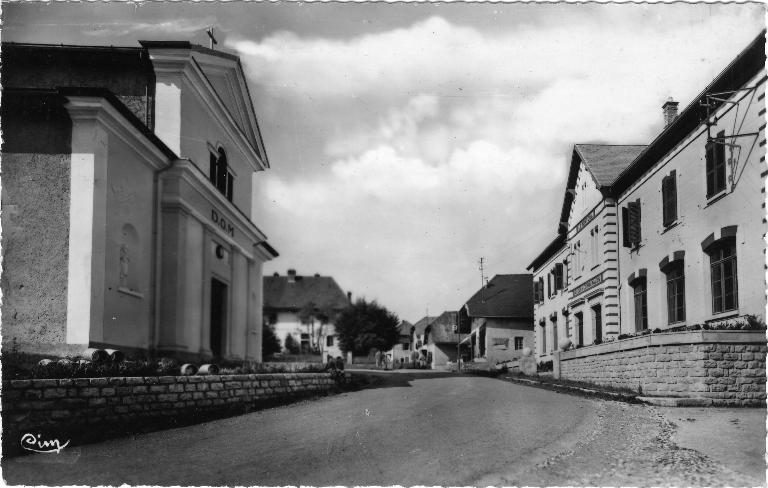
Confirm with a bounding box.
[119,244,130,288]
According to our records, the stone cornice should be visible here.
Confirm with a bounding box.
[160,159,273,259]
[64,96,170,171]
[146,48,267,173]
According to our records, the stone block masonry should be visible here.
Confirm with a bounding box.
[3,372,348,455]
[557,331,766,406]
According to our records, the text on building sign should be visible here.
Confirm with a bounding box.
[211,209,235,237]
[572,208,597,236]
[570,272,603,298]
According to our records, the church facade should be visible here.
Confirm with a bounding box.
[2,41,278,362]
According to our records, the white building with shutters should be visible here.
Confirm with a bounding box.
[612,33,767,334]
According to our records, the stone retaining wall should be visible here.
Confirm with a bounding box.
[556,331,766,406]
[3,372,348,454]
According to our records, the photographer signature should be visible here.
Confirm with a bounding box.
[20,433,70,454]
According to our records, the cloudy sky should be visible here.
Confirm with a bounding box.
[5,2,764,323]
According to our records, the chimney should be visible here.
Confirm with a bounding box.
[273,272,279,277]
[347,291,352,302]
[287,269,296,283]
[662,97,679,127]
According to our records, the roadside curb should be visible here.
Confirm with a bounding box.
[636,396,712,407]
[501,375,642,403]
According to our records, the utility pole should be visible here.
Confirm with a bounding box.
[479,257,486,303]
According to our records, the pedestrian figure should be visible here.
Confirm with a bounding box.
[374,349,382,369]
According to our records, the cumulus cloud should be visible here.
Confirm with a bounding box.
[243,8,763,321]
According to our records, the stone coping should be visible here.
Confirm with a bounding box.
[4,372,334,389]
[561,330,767,361]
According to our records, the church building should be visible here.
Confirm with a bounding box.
[2,41,278,362]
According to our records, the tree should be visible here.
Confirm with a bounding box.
[334,298,399,356]
[262,322,281,358]
[284,334,300,354]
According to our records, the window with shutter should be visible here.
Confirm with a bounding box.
[706,131,727,197]
[621,207,630,248]
[627,200,642,247]
[539,277,544,302]
[555,263,563,290]
[534,280,540,303]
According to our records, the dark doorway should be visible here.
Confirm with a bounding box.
[575,312,584,346]
[478,326,486,357]
[592,304,602,343]
[210,278,228,357]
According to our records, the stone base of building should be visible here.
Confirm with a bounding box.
[555,330,766,406]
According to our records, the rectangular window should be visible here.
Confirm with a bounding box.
[555,263,564,291]
[514,337,524,350]
[662,170,678,227]
[709,239,738,314]
[592,305,602,342]
[665,264,686,324]
[575,312,584,347]
[326,335,334,347]
[300,333,310,353]
[623,200,642,248]
[540,323,546,355]
[633,279,648,331]
[551,316,558,353]
[591,226,599,265]
[534,279,541,304]
[706,130,727,197]
[539,277,545,302]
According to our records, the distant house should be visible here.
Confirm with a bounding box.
[458,274,534,366]
[405,312,461,369]
[389,320,414,366]
[263,269,350,360]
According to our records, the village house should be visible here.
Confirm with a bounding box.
[611,39,766,336]
[527,234,568,362]
[423,311,461,369]
[528,30,767,405]
[388,320,414,366]
[458,274,534,368]
[2,41,278,362]
[528,144,646,364]
[263,270,350,361]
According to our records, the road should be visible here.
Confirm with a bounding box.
[3,371,764,486]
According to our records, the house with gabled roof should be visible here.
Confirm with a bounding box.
[526,30,767,406]
[263,269,350,360]
[388,320,414,367]
[458,274,534,367]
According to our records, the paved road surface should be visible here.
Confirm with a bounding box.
[3,372,764,486]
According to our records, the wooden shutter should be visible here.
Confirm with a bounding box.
[706,140,716,197]
[621,207,631,247]
[628,200,641,246]
[661,175,670,226]
[667,170,677,224]
[715,131,726,193]
[533,279,540,303]
[539,277,544,302]
[707,132,726,196]
[555,263,564,290]
[226,173,234,201]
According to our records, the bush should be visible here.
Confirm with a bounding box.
[262,323,282,358]
[284,334,301,354]
[537,360,553,372]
